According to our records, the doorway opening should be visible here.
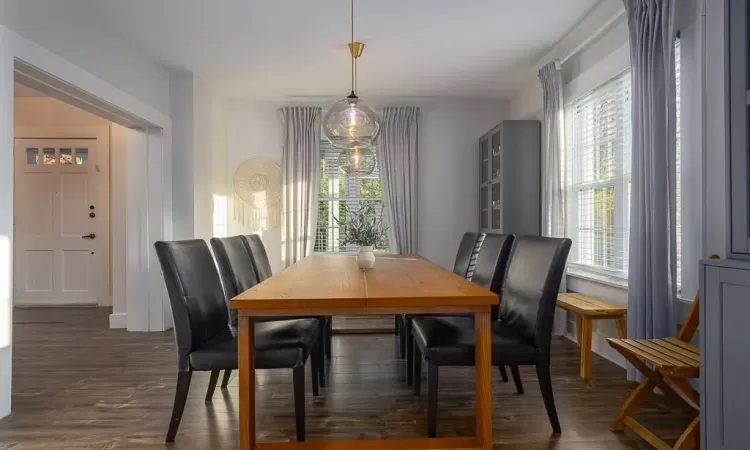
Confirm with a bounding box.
[12,82,118,308]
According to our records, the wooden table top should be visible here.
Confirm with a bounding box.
[230,254,498,311]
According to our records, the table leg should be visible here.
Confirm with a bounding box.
[579,317,593,381]
[239,316,256,450]
[474,311,492,449]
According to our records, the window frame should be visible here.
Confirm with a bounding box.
[565,69,632,282]
[314,142,389,254]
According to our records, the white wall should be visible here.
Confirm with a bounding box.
[227,99,508,272]
[417,100,509,267]
[0,24,15,420]
[0,1,170,117]
[194,77,228,241]
[226,101,285,273]
[170,72,228,241]
[169,72,195,240]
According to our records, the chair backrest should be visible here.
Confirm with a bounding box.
[154,239,230,372]
[453,232,479,278]
[676,253,720,342]
[466,233,486,280]
[242,234,273,282]
[498,236,572,356]
[210,236,261,328]
[471,233,515,294]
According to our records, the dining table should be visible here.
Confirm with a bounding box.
[230,254,498,450]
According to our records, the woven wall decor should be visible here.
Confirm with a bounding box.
[232,157,282,230]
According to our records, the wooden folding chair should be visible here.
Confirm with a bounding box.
[607,255,717,450]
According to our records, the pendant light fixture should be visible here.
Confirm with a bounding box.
[324,0,381,175]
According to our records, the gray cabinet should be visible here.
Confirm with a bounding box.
[727,0,750,258]
[700,258,750,450]
[478,120,540,236]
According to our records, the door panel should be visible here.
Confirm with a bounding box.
[24,250,54,291]
[60,174,90,236]
[61,250,91,292]
[14,138,106,305]
[23,173,56,236]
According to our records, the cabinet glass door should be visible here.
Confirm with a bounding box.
[480,138,490,229]
[490,130,502,231]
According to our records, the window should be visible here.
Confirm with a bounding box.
[314,143,389,252]
[566,41,682,283]
[567,70,632,279]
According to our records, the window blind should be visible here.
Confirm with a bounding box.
[314,142,389,253]
[568,70,632,278]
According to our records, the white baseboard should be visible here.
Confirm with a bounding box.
[14,301,98,307]
[109,312,127,329]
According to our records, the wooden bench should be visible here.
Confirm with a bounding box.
[557,292,627,380]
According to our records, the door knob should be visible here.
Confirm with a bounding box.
[82,233,96,240]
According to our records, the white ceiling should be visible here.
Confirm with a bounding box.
[20,0,600,100]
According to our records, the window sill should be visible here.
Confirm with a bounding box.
[566,268,628,290]
[566,268,694,303]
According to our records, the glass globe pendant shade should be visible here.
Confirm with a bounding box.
[324,95,380,150]
[338,145,376,176]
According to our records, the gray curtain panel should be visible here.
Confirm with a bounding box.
[279,106,322,267]
[622,0,677,380]
[376,107,419,254]
[538,60,568,336]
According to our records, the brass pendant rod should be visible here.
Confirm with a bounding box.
[351,0,354,45]
[350,0,355,95]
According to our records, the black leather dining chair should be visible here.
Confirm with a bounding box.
[411,236,572,437]
[243,233,273,282]
[396,233,481,351]
[210,236,325,391]
[404,233,514,386]
[155,239,321,443]
[242,234,334,361]
[453,232,481,278]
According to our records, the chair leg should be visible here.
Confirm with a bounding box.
[674,415,700,450]
[166,371,192,443]
[325,317,333,360]
[395,314,401,336]
[317,331,326,388]
[205,369,220,403]
[498,366,508,382]
[406,331,414,385]
[427,362,438,438]
[310,347,320,397]
[510,366,524,394]
[293,366,306,442]
[536,365,561,434]
[413,342,422,396]
[399,320,407,359]
[221,370,232,389]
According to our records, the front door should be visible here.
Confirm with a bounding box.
[14,138,108,305]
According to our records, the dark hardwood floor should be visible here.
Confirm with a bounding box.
[0,308,692,449]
